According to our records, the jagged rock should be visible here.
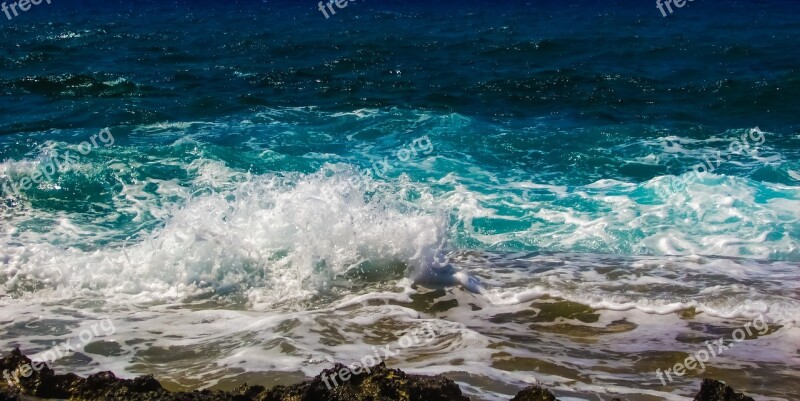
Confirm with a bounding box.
[0,349,760,401]
[1,349,470,401]
[693,379,755,401]
[509,385,557,401]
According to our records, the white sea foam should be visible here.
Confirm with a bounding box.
[1,167,452,307]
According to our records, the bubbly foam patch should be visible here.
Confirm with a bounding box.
[449,170,799,260]
[1,166,449,307]
[461,252,800,325]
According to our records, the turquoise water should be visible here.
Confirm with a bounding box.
[1,1,799,400]
[2,111,798,260]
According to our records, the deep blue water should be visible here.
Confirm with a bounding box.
[2,1,800,129]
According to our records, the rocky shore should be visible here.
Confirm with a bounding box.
[1,349,756,401]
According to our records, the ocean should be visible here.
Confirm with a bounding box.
[1,0,799,399]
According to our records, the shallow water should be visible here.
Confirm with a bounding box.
[2,252,799,400]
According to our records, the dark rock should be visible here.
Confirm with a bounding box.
[509,385,557,401]
[0,391,19,401]
[0,349,761,401]
[1,349,471,401]
[254,362,471,401]
[693,379,755,401]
